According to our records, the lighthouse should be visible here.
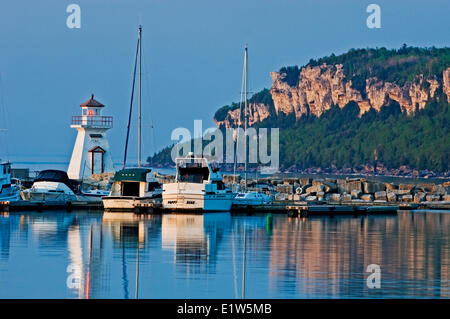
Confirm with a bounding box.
[68,94,115,180]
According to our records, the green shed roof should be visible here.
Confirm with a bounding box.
[113,168,152,182]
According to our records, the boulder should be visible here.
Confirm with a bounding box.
[374,191,387,201]
[328,193,341,201]
[399,184,414,191]
[312,179,338,192]
[443,194,450,201]
[415,183,435,193]
[391,189,411,195]
[443,181,450,187]
[426,194,441,201]
[276,184,294,194]
[342,193,352,201]
[337,179,362,193]
[360,194,374,201]
[401,195,413,202]
[351,190,362,199]
[384,183,397,191]
[305,184,324,194]
[432,184,446,195]
[387,192,397,202]
[414,192,426,203]
[363,181,385,194]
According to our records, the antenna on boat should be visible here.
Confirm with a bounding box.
[123,27,140,169]
[138,25,142,168]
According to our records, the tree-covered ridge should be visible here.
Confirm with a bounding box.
[272,90,449,172]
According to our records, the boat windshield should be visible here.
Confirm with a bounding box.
[147,181,160,192]
[178,167,209,183]
[35,170,69,183]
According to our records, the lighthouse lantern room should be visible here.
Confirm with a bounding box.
[68,94,115,180]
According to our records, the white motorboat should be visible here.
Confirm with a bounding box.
[0,161,20,201]
[162,153,234,212]
[102,168,162,211]
[21,169,105,202]
[233,191,272,206]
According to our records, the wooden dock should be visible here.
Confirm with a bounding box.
[1,198,445,215]
[286,203,399,217]
[1,200,103,212]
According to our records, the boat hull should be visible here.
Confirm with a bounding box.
[162,192,234,212]
[0,187,21,202]
[102,196,160,212]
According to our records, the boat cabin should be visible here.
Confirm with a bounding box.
[0,162,12,190]
[110,168,160,197]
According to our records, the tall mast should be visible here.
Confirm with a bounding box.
[244,45,248,192]
[123,29,140,169]
[138,25,142,168]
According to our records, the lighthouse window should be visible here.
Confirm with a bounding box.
[89,134,103,139]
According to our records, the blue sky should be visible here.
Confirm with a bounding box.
[0,0,449,165]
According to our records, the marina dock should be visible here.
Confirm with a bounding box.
[2,198,439,216]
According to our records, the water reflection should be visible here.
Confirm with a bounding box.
[0,210,448,298]
[161,213,231,274]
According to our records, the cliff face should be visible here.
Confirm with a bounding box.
[215,64,450,128]
[271,64,448,118]
[217,102,271,128]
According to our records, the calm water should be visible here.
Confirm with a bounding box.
[0,210,449,299]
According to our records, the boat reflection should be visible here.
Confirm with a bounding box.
[161,213,231,270]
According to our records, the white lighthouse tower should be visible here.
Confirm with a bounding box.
[68,94,115,180]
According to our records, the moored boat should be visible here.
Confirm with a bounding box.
[233,191,272,206]
[102,168,162,211]
[162,153,234,212]
[0,161,20,201]
[21,169,105,203]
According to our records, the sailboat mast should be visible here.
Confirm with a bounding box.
[123,30,140,169]
[138,25,142,168]
[244,45,248,192]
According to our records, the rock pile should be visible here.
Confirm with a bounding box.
[266,177,450,203]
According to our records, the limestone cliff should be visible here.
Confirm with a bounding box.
[215,64,449,128]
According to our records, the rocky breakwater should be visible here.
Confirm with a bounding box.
[267,177,450,207]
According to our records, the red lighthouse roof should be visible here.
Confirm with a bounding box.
[80,94,104,107]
